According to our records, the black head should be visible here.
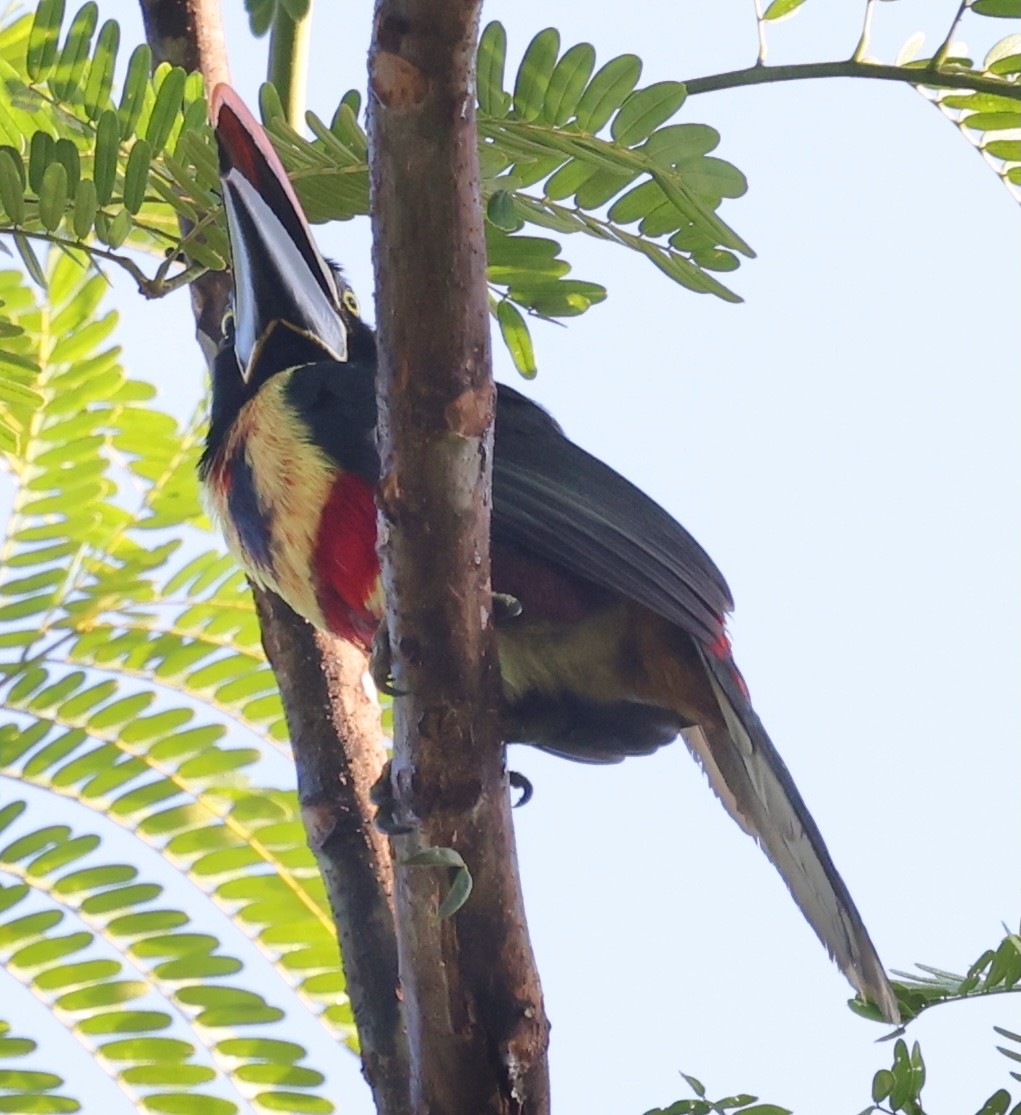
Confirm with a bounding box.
[211,84,360,392]
[202,84,377,470]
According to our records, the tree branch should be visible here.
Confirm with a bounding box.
[682,59,1021,100]
[138,3,409,1111]
[268,1,313,127]
[368,0,550,1110]
[255,589,409,1115]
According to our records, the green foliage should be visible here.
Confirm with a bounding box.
[639,930,1021,1114]
[927,34,1021,198]
[0,4,1017,1110]
[889,926,1021,1019]
[0,2,226,282]
[757,2,1021,202]
[0,253,351,1111]
[0,1,756,381]
[642,1071,790,1115]
[4,0,1015,384]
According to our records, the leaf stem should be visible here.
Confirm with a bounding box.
[682,58,1021,100]
[268,3,314,129]
[752,0,768,66]
[852,0,878,63]
[933,0,972,69]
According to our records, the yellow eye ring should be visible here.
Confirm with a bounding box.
[342,289,359,316]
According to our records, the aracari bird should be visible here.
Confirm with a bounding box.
[200,84,898,1023]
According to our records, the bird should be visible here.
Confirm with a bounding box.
[200,83,900,1024]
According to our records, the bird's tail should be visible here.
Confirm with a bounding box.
[685,643,900,1023]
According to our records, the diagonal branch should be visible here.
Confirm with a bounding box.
[138,3,409,1111]
[368,0,550,1111]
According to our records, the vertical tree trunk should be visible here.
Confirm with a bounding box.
[369,1,551,1111]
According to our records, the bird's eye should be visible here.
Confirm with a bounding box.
[221,308,235,340]
[342,289,360,316]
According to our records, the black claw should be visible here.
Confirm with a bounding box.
[509,770,533,807]
[370,760,416,834]
[375,675,410,699]
[492,592,523,621]
[370,625,409,697]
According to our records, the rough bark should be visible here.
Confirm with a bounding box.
[138,0,230,83]
[138,4,410,1112]
[255,590,410,1115]
[368,2,551,1113]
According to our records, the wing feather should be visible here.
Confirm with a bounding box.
[493,384,732,645]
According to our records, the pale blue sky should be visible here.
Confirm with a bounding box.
[73,0,1021,1111]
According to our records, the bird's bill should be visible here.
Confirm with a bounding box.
[212,83,348,377]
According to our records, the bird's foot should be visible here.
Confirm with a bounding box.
[492,592,523,622]
[370,623,407,697]
[370,759,416,835]
[509,770,533,807]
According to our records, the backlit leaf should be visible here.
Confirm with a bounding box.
[575,54,642,133]
[513,28,559,121]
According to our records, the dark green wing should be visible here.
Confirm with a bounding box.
[492,384,733,645]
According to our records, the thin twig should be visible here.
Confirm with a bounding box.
[932,0,972,69]
[752,0,768,67]
[852,0,878,62]
[682,58,1021,99]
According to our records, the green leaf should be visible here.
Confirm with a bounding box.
[100,1037,195,1061]
[141,1096,237,1115]
[118,44,152,139]
[123,139,153,213]
[611,81,687,147]
[27,0,67,81]
[76,1010,171,1035]
[80,883,162,914]
[575,54,642,133]
[121,1064,217,1087]
[0,1069,64,1089]
[33,959,121,990]
[93,109,119,204]
[0,1096,80,1113]
[404,846,473,918]
[513,29,560,122]
[82,18,119,118]
[974,1090,1012,1115]
[543,42,596,126]
[973,0,1021,15]
[51,138,81,195]
[38,161,69,232]
[963,112,1021,131]
[28,833,99,876]
[216,1038,306,1062]
[49,1,99,103]
[0,910,64,948]
[56,980,148,1012]
[984,139,1021,160]
[247,0,275,38]
[496,299,537,378]
[763,0,809,19]
[28,131,55,194]
[145,66,187,155]
[71,176,98,239]
[477,21,509,117]
[53,864,137,895]
[253,1095,331,1113]
[0,150,26,225]
[487,190,520,231]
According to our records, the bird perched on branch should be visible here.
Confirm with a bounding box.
[200,83,899,1024]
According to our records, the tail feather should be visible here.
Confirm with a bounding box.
[689,645,900,1023]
